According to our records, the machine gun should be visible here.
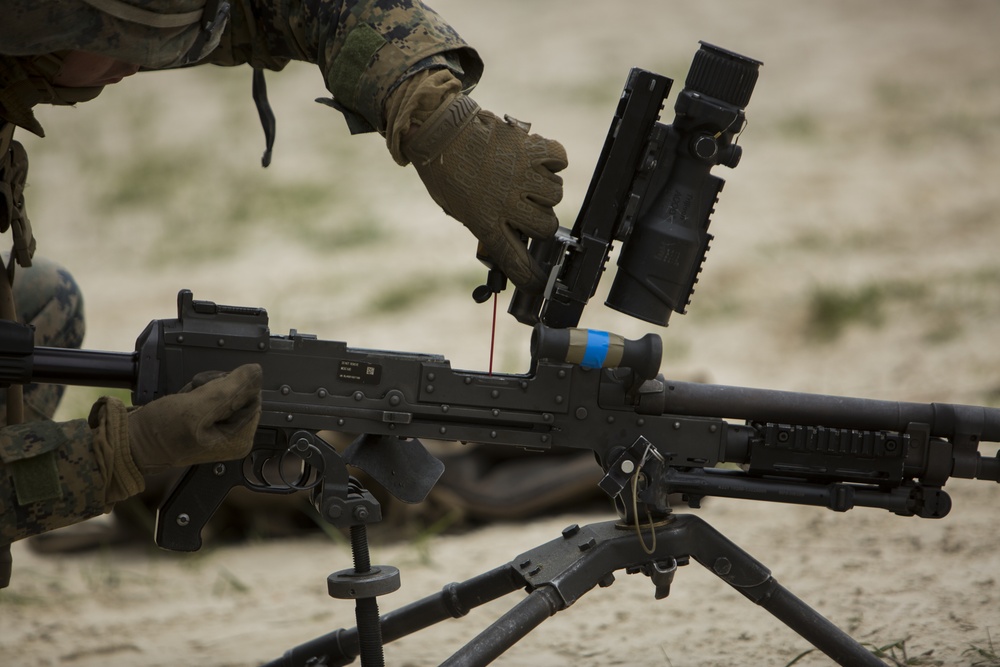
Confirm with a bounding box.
[2,288,998,666]
[2,43,998,666]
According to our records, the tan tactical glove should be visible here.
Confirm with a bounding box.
[388,70,568,294]
[92,363,262,503]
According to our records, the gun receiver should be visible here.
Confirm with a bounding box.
[5,289,998,553]
[509,42,762,328]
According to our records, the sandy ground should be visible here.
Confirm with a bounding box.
[3,1,1000,665]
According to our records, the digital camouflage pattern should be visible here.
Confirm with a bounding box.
[0,257,96,545]
[0,0,483,135]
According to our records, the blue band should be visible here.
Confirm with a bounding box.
[581,330,610,369]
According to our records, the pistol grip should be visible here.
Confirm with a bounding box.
[154,460,243,551]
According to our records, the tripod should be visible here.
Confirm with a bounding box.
[262,513,883,667]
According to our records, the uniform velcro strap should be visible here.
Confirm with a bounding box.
[11,452,61,505]
[403,94,480,166]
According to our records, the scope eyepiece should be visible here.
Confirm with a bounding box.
[531,325,662,383]
[686,41,762,109]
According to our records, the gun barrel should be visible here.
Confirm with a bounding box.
[663,380,1000,442]
[31,347,137,389]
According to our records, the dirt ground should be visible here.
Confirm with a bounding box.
[3,1,1000,665]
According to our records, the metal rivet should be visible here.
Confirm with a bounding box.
[176,514,191,527]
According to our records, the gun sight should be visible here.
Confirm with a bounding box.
[510,42,762,328]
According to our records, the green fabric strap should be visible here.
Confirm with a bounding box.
[11,451,61,505]
[330,23,387,118]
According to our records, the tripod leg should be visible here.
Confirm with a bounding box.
[261,565,524,667]
[751,581,884,667]
[677,515,883,667]
[438,587,563,667]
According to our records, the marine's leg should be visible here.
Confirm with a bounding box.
[0,254,85,422]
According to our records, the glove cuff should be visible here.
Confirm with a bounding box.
[402,94,481,166]
[90,396,144,504]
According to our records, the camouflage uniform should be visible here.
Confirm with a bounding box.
[0,0,483,546]
[0,256,88,544]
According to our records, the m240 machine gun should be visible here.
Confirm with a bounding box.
[2,43,998,666]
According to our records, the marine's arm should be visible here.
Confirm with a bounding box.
[0,364,262,545]
[0,409,139,545]
[207,0,482,132]
[210,0,566,290]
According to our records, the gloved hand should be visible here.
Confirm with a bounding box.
[389,71,568,294]
[92,363,263,503]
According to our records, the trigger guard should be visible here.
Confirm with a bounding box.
[278,440,324,491]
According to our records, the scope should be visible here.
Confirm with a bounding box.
[508,42,762,329]
[607,42,761,325]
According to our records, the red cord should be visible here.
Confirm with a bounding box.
[489,292,498,375]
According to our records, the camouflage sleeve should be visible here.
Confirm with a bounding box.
[0,419,111,545]
[208,0,483,132]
